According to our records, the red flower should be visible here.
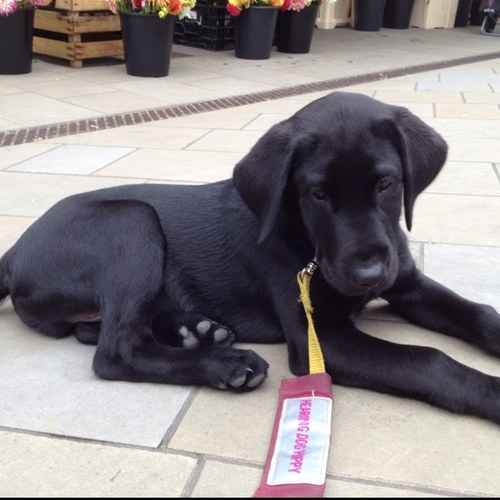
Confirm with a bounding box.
[226,3,241,16]
[280,0,290,10]
[132,0,142,8]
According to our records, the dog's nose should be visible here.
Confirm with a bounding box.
[352,262,387,289]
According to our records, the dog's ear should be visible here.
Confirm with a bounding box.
[394,108,448,231]
[233,121,311,243]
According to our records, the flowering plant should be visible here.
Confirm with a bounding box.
[279,0,320,11]
[226,0,284,17]
[0,0,46,16]
[106,0,196,19]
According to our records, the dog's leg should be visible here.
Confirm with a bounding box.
[382,270,500,356]
[74,323,100,345]
[317,323,500,424]
[91,262,267,390]
[79,203,269,391]
[93,315,268,391]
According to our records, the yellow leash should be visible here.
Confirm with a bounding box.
[297,258,325,374]
[255,258,332,497]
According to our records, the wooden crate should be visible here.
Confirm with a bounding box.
[33,0,123,68]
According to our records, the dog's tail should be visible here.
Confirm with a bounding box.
[0,253,11,305]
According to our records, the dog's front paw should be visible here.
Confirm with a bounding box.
[178,318,235,349]
[209,347,269,392]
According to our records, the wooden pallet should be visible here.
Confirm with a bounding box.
[33,0,123,68]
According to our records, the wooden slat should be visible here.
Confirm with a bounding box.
[73,13,121,33]
[75,39,123,59]
[54,0,111,12]
[35,9,121,33]
[33,36,74,60]
[34,9,73,33]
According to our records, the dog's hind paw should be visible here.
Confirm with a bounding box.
[178,318,235,349]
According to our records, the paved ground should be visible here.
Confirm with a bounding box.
[0,22,500,497]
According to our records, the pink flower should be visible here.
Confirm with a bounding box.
[0,0,18,16]
[284,0,307,11]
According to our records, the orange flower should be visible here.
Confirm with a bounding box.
[168,0,181,15]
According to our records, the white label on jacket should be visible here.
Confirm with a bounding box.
[267,396,332,486]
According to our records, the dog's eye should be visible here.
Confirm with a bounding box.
[377,178,392,193]
[311,189,327,201]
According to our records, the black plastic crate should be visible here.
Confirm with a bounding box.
[174,0,234,51]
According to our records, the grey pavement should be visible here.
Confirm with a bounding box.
[0,23,500,497]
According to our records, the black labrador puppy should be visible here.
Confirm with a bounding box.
[1,92,499,423]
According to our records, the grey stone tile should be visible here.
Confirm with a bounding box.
[185,129,264,153]
[426,161,500,196]
[8,145,134,175]
[374,90,463,104]
[423,243,500,311]
[0,215,35,255]
[243,113,292,131]
[63,90,171,115]
[0,93,102,128]
[0,430,197,497]
[463,91,500,104]
[95,149,242,183]
[0,302,192,447]
[192,459,445,497]
[0,172,141,217]
[52,125,209,149]
[144,110,258,130]
[407,193,500,247]
[0,143,59,170]
[111,78,226,104]
[15,77,109,99]
[446,136,500,162]
[417,81,492,92]
[0,82,19,96]
[436,102,500,120]
[425,117,500,139]
[0,119,19,131]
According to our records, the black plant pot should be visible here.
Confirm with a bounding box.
[454,0,474,26]
[234,6,279,60]
[275,3,320,54]
[354,0,387,31]
[383,0,415,29]
[469,0,486,25]
[119,12,175,77]
[0,9,34,75]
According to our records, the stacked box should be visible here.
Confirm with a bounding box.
[174,0,234,51]
[33,0,123,68]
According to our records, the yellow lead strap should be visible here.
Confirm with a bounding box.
[254,260,332,497]
[297,265,325,374]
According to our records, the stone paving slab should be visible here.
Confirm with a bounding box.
[0,303,192,447]
[0,430,197,497]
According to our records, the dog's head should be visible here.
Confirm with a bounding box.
[233,91,447,297]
